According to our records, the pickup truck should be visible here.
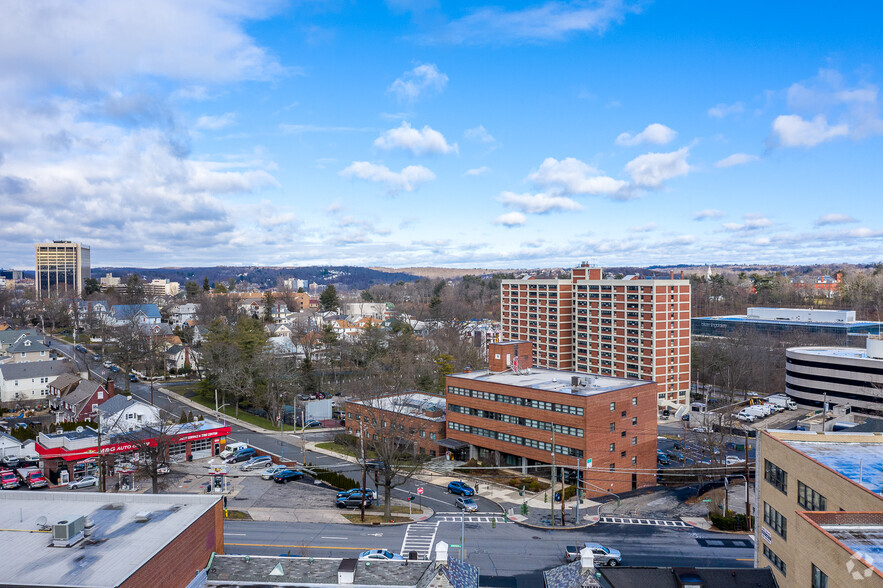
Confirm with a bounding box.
[16,467,48,489]
[564,543,622,566]
[0,469,20,489]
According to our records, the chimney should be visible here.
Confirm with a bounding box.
[337,559,357,584]
[680,270,684,279]
[106,379,114,396]
[579,546,596,571]
[670,270,674,279]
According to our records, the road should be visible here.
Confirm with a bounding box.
[222,518,754,586]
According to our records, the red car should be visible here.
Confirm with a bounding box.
[0,470,19,489]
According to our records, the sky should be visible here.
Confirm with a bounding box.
[1,1,882,271]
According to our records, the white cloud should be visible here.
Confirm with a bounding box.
[195,112,236,130]
[615,123,677,146]
[707,102,745,118]
[339,161,435,192]
[815,213,858,226]
[629,223,657,232]
[464,166,491,176]
[499,191,583,214]
[844,227,883,238]
[693,209,725,221]
[373,122,457,155]
[715,153,760,168]
[494,212,526,227]
[624,147,690,189]
[418,0,636,45]
[529,157,627,195]
[772,114,849,148]
[388,64,448,101]
[464,125,495,143]
[723,214,772,232]
[0,1,283,88]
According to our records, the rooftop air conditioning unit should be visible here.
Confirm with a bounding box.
[51,515,86,547]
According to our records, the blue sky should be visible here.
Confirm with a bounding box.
[1,1,882,270]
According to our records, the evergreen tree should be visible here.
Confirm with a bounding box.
[319,284,340,311]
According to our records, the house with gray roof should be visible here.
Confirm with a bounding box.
[5,337,53,363]
[98,394,160,433]
[0,359,74,405]
[53,378,112,423]
[0,328,39,352]
[110,303,161,327]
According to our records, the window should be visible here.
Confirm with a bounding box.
[798,481,827,511]
[429,433,436,440]
[811,564,828,588]
[609,402,615,411]
[763,545,786,575]
[764,459,788,494]
[609,463,615,472]
[610,422,615,432]
[763,502,787,539]
[632,456,637,465]
[632,397,637,405]
[632,436,637,446]
[632,417,637,426]
[609,443,615,452]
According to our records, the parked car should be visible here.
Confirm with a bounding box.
[337,494,373,509]
[0,469,20,489]
[3,456,20,469]
[273,470,305,484]
[447,481,475,496]
[75,345,87,353]
[666,451,685,461]
[92,354,100,361]
[220,442,249,459]
[262,465,290,480]
[358,549,404,562]
[725,456,745,466]
[240,455,273,471]
[103,360,113,368]
[129,374,138,382]
[110,365,120,372]
[656,452,670,465]
[364,459,385,470]
[68,476,98,489]
[156,463,170,475]
[225,447,257,463]
[303,420,322,429]
[455,497,478,512]
[564,543,622,566]
[337,487,378,501]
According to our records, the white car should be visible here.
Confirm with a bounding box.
[725,456,745,466]
[68,476,98,489]
[261,465,290,480]
[156,463,170,475]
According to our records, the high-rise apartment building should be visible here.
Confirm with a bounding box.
[35,241,91,299]
[501,263,691,408]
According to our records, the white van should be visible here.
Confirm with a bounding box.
[219,442,248,459]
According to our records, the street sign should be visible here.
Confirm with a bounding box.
[701,499,712,502]
[417,487,424,495]
[585,458,593,468]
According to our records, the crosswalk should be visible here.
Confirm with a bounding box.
[399,521,439,559]
[434,511,513,524]
[598,516,690,528]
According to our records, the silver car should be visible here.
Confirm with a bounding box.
[583,543,622,566]
[68,475,98,489]
[261,465,289,480]
[455,497,478,512]
[240,456,273,471]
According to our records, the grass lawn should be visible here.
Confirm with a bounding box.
[185,392,279,430]
[342,513,413,524]
[224,510,252,520]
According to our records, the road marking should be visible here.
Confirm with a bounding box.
[224,533,247,536]
[399,521,439,559]
[226,543,372,551]
[598,516,690,528]
[321,536,349,540]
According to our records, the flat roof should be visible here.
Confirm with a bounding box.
[788,346,882,361]
[695,315,883,328]
[0,491,219,587]
[347,393,446,422]
[206,555,433,586]
[785,438,883,494]
[450,367,646,396]
[820,525,883,575]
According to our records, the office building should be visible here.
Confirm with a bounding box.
[501,263,691,408]
[756,429,883,587]
[446,341,658,498]
[345,392,447,458]
[0,491,223,588]
[785,335,883,413]
[694,306,883,345]
[35,240,91,299]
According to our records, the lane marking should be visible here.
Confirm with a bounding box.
[226,543,372,551]
[321,536,349,540]
[223,533,247,536]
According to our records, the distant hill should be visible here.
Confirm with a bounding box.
[93,266,422,290]
[370,267,514,279]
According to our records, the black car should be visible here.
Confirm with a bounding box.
[364,459,385,470]
[225,448,257,463]
[273,470,304,484]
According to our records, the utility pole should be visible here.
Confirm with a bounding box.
[560,451,566,526]
[460,508,465,560]
[575,458,580,523]
[279,393,284,462]
[550,428,556,528]
[744,429,751,532]
[301,408,306,465]
[360,421,367,522]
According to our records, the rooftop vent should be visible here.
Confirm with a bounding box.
[338,558,357,585]
[134,511,152,523]
[51,515,86,547]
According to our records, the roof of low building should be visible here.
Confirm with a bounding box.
[0,359,73,381]
[0,328,39,345]
[111,303,161,319]
[596,567,778,588]
[49,371,83,392]
[0,491,220,588]
[60,379,103,409]
[6,337,51,355]
[346,392,447,422]
[449,367,646,396]
[97,394,149,417]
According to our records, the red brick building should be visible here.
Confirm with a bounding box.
[345,392,447,458]
[446,341,658,498]
[501,263,691,408]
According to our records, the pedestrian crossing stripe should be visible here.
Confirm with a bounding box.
[598,516,690,527]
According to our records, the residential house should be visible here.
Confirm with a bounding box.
[0,328,39,352]
[0,433,37,460]
[98,395,160,433]
[6,337,52,363]
[165,345,200,373]
[270,302,290,324]
[330,319,360,340]
[0,360,75,405]
[344,302,391,320]
[237,300,262,318]
[110,304,162,327]
[75,300,112,328]
[267,335,298,356]
[52,378,112,423]
[168,303,200,328]
[353,316,384,331]
[265,323,292,338]
[47,372,84,402]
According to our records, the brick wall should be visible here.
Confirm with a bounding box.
[122,500,224,588]
[345,399,447,458]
